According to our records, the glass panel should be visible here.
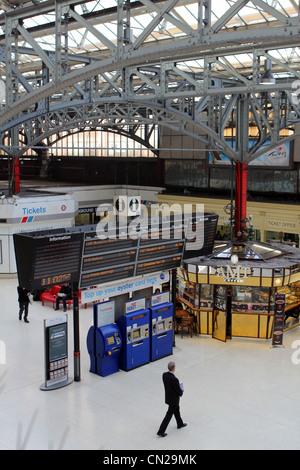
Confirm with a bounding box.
[200,284,214,308]
[231,286,270,313]
[212,309,227,342]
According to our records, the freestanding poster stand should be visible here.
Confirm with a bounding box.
[272,293,286,348]
[40,314,73,391]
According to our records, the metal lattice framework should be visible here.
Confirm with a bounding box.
[0,0,300,166]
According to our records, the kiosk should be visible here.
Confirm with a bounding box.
[150,292,173,361]
[179,241,300,342]
[86,301,122,377]
[117,298,150,371]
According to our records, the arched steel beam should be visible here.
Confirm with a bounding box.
[0,98,238,161]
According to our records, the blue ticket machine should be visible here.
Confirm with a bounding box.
[86,301,122,377]
[150,301,173,361]
[87,323,122,377]
[95,324,122,377]
[87,325,97,373]
[117,307,150,371]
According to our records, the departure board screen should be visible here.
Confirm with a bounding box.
[136,256,182,276]
[83,235,138,255]
[80,264,136,288]
[184,214,219,259]
[14,213,218,292]
[138,242,184,261]
[82,249,137,272]
[34,234,84,288]
[14,231,84,290]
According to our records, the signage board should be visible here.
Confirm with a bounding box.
[14,213,218,291]
[272,293,286,347]
[80,271,170,304]
[41,315,72,390]
[151,291,170,307]
[14,230,84,290]
[79,217,188,288]
[214,285,227,311]
[184,213,219,258]
[94,300,115,328]
[125,297,146,314]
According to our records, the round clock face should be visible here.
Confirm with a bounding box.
[231,254,239,265]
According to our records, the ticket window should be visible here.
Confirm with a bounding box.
[266,231,299,248]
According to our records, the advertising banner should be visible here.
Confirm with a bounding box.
[41,314,73,390]
[272,293,286,346]
[81,271,170,304]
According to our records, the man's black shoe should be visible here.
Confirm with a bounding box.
[157,432,167,437]
[24,318,29,323]
[178,423,187,429]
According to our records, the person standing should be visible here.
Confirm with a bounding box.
[157,361,187,437]
[17,286,30,323]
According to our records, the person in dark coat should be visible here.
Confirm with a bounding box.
[17,286,30,323]
[55,284,69,312]
[157,361,187,437]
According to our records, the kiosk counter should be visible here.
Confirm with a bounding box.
[179,241,300,342]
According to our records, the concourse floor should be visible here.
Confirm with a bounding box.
[1,277,300,451]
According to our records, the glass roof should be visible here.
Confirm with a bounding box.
[213,240,285,261]
[0,0,299,77]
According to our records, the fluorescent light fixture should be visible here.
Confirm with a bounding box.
[260,59,276,85]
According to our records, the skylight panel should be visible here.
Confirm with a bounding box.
[174,6,198,27]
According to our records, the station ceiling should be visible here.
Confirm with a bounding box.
[0,0,299,79]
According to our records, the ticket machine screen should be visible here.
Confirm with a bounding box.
[106,336,115,346]
[133,328,141,340]
[157,321,165,332]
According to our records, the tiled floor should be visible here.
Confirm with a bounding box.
[1,277,300,450]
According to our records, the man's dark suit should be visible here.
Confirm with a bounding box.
[157,371,184,435]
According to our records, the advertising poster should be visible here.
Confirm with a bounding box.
[272,293,286,346]
[214,285,227,311]
[209,141,291,167]
[41,315,72,390]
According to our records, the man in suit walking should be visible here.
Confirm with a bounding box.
[157,361,187,437]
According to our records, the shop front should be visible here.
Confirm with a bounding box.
[177,241,300,342]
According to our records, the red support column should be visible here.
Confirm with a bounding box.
[235,162,248,239]
[12,157,20,195]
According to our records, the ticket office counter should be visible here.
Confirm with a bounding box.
[177,278,300,340]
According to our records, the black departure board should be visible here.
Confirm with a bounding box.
[14,231,84,290]
[136,256,182,276]
[14,213,218,292]
[80,264,136,288]
[79,222,187,288]
[138,242,184,261]
[84,235,138,255]
[139,229,185,246]
[184,214,219,259]
[82,249,137,272]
